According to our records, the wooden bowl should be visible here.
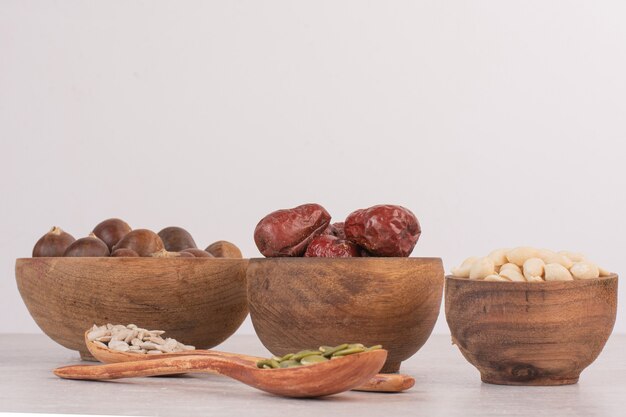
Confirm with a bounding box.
[247,257,444,373]
[445,275,618,385]
[15,257,249,360]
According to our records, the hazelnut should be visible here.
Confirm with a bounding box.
[157,227,197,252]
[32,226,76,257]
[181,248,214,258]
[111,248,139,257]
[92,218,132,251]
[112,229,164,257]
[205,241,242,258]
[64,233,110,257]
[150,248,194,258]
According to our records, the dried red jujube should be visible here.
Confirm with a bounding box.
[323,222,346,240]
[304,235,360,258]
[254,203,331,257]
[344,205,420,257]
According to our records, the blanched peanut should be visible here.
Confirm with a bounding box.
[499,268,526,282]
[544,263,573,281]
[599,266,612,277]
[526,275,544,283]
[506,247,539,266]
[451,257,478,278]
[537,249,556,263]
[570,262,600,279]
[523,258,545,281]
[558,251,585,262]
[484,274,510,282]
[487,248,510,267]
[469,257,496,280]
[500,263,522,273]
[540,251,574,269]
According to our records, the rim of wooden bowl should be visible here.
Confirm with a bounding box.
[446,273,618,284]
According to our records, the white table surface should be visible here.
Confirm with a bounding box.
[1,333,624,416]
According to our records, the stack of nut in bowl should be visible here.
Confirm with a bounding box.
[16,216,248,361]
[451,247,612,282]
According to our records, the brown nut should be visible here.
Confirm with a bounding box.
[92,218,132,251]
[344,205,421,257]
[254,203,331,257]
[181,248,214,258]
[64,233,110,257]
[157,227,197,252]
[32,226,76,257]
[150,248,194,258]
[111,248,139,257]
[205,241,242,258]
[112,229,164,257]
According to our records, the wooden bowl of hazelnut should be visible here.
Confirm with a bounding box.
[15,219,247,360]
[445,247,618,385]
[247,204,445,373]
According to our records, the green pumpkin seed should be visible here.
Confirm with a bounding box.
[300,355,329,365]
[257,342,382,369]
[291,350,321,361]
[256,359,280,369]
[320,344,349,357]
[348,343,365,349]
[332,346,365,357]
[279,360,302,368]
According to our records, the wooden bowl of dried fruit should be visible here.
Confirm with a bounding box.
[445,247,618,385]
[15,257,249,360]
[247,257,444,373]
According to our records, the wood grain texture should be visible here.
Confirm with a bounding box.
[54,349,388,398]
[84,331,414,392]
[15,258,249,359]
[445,275,618,385]
[247,257,444,373]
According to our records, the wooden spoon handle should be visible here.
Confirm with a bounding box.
[55,355,241,380]
[353,373,415,392]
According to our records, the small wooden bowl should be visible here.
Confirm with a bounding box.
[445,274,618,385]
[15,257,249,360]
[247,257,444,373]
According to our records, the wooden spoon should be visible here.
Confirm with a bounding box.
[83,331,415,393]
[55,349,388,398]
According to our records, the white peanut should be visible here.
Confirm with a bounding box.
[570,262,600,279]
[523,258,545,281]
[499,268,526,282]
[451,257,478,278]
[558,251,585,262]
[506,247,539,266]
[599,266,612,277]
[487,248,510,267]
[540,251,574,269]
[500,263,522,273]
[544,263,573,281]
[484,274,510,282]
[469,257,495,280]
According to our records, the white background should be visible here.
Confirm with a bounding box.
[1,1,625,336]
